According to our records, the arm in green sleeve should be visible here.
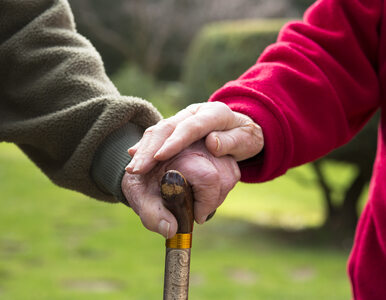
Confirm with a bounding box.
[0,0,161,202]
[91,122,144,204]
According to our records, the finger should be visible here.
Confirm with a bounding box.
[205,123,264,161]
[127,110,196,174]
[137,195,178,239]
[122,182,178,238]
[168,153,222,224]
[194,154,240,224]
[127,141,141,157]
[217,155,241,206]
[126,120,176,174]
[121,172,178,238]
[154,102,237,161]
[192,168,221,225]
[128,148,137,157]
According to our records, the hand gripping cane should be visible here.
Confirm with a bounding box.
[161,170,194,300]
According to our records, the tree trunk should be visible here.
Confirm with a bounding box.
[311,161,368,234]
[323,169,367,234]
[312,162,336,217]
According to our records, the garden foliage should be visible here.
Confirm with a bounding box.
[183,19,288,104]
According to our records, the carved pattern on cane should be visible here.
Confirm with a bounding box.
[164,249,191,299]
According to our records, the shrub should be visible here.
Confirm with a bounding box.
[291,0,317,12]
[182,19,288,104]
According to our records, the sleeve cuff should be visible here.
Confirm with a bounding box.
[91,122,144,205]
[210,90,293,182]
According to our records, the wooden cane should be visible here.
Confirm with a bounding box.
[161,170,194,300]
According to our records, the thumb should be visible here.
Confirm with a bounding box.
[121,173,178,239]
[137,196,178,239]
[205,123,264,161]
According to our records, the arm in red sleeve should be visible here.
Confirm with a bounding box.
[210,0,382,182]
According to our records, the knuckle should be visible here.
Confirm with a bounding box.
[252,123,262,134]
[144,126,155,135]
[210,102,234,127]
[211,101,227,110]
[244,122,262,137]
[186,103,202,114]
[213,102,232,115]
[241,123,264,151]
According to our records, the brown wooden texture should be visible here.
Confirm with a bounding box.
[161,170,194,234]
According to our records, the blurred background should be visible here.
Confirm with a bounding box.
[0,0,378,299]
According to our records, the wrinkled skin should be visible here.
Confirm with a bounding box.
[126,102,264,174]
[121,140,240,238]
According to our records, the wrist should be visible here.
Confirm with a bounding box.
[91,122,144,204]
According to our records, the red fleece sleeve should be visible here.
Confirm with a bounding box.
[210,0,382,183]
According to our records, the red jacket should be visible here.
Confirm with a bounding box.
[210,0,386,298]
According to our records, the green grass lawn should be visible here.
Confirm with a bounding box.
[0,142,355,299]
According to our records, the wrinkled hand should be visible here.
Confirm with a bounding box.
[121,140,240,238]
[126,102,264,175]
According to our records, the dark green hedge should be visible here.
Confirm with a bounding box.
[291,0,317,12]
[182,19,288,104]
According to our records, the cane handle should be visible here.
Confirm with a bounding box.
[161,170,194,234]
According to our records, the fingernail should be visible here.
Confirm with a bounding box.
[154,150,162,159]
[206,210,216,222]
[155,141,172,159]
[215,136,221,152]
[158,220,170,239]
[154,146,166,159]
[132,159,142,173]
[126,159,136,171]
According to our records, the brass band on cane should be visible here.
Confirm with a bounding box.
[166,233,192,249]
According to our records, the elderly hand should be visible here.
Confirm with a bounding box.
[121,140,240,238]
[126,102,264,175]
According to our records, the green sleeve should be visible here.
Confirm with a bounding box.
[0,0,161,202]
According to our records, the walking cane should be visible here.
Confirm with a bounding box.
[161,170,194,300]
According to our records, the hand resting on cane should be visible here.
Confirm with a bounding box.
[124,102,264,234]
[126,102,264,174]
[121,140,240,239]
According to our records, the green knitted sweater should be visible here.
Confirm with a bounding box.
[0,0,162,203]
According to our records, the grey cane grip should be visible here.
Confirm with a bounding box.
[161,170,194,300]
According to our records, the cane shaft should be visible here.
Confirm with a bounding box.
[164,248,191,300]
[161,170,194,300]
